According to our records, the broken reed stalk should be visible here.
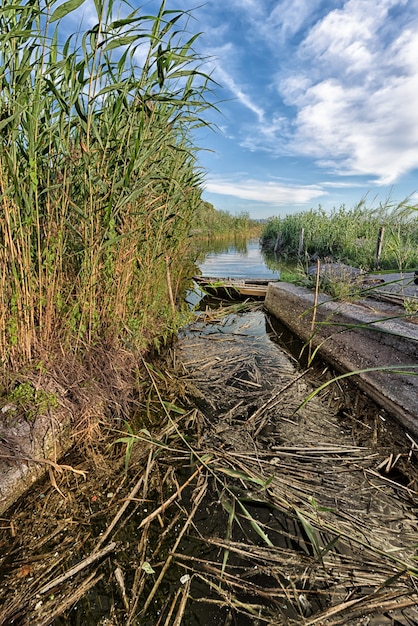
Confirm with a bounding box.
[166,254,176,316]
[2,313,418,625]
[194,573,270,620]
[37,542,117,596]
[138,464,204,529]
[304,590,394,626]
[247,370,308,433]
[126,508,186,625]
[139,477,208,617]
[308,257,321,364]
[35,573,105,626]
[172,577,192,626]
[93,475,145,553]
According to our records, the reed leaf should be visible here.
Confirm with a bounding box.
[237,500,274,547]
[297,364,418,411]
[50,0,87,22]
[0,0,214,364]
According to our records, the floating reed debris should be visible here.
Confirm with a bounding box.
[0,310,417,624]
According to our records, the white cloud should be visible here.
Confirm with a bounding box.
[214,66,265,123]
[288,15,418,183]
[204,177,325,205]
[226,0,264,15]
[239,0,418,185]
[302,3,375,60]
[269,0,325,42]
[226,0,327,49]
[240,115,290,154]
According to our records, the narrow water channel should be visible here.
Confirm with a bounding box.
[197,237,280,279]
[187,237,284,309]
[0,239,417,625]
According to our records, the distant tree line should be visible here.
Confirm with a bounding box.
[192,201,261,236]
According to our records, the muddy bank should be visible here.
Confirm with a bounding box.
[265,281,418,438]
[1,308,417,625]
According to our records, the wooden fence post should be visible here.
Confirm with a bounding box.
[298,228,305,256]
[274,232,282,254]
[374,226,385,269]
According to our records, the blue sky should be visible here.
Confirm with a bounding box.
[67,0,418,219]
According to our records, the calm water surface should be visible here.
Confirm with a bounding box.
[197,238,280,279]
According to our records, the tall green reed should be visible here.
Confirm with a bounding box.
[192,201,260,236]
[0,0,212,366]
[262,199,418,270]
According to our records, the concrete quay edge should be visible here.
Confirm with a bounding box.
[265,282,418,438]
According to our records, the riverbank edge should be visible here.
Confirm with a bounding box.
[0,408,72,515]
[0,346,147,516]
[265,282,418,438]
[3,278,418,517]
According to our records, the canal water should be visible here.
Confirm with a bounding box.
[1,238,417,625]
[187,237,285,308]
[197,237,280,279]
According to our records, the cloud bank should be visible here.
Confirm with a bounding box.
[204,177,325,206]
[207,0,418,187]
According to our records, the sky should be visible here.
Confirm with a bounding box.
[66,0,418,219]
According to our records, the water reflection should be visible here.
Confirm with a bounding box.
[191,235,250,263]
[197,238,280,279]
[262,246,286,273]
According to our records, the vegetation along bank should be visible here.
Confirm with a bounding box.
[262,199,418,270]
[0,0,220,509]
[2,3,417,623]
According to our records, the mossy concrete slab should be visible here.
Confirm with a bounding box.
[265,282,418,438]
[0,408,73,516]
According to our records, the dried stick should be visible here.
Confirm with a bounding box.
[308,257,320,364]
[138,464,203,529]
[247,370,307,427]
[35,572,104,626]
[165,255,176,315]
[38,542,116,595]
[93,468,146,552]
[172,577,191,626]
[139,478,207,617]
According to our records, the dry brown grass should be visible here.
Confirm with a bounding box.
[0,309,417,625]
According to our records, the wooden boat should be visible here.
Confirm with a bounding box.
[193,275,280,300]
